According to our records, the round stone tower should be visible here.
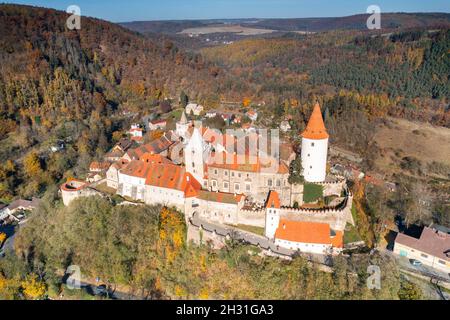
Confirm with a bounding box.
[301,103,329,183]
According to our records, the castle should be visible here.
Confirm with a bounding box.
[61,103,354,256]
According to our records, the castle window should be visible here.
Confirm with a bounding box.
[311,142,315,147]
[234,183,240,191]
[310,166,312,169]
[238,173,241,178]
[214,169,218,175]
[224,171,228,176]
[268,179,273,187]
[212,180,217,187]
[223,182,229,189]
[231,172,235,177]
[246,184,251,192]
[276,179,281,187]
[308,154,310,157]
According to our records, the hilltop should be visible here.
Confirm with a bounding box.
[0,4,220,200]
[121,13,450,35]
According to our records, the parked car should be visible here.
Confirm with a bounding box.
[93,284,108,297]
[410,259,422,267]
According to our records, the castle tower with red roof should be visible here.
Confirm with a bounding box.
[301,103,329,183]
[265,191,281,239]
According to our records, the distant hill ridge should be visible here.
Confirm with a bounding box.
[121,12,450,34]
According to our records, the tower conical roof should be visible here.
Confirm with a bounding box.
[301,103,329,140]
[180,111,188,124]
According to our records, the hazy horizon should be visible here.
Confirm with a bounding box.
[3,0,450,23]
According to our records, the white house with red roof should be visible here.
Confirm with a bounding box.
[148,119,167,131]
[274,219,343,254]
[128,124,144,143]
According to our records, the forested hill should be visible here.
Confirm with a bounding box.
[202,28,450,127]
[0,4,220,200]
[0,4,219,138]
[121,13,450,34]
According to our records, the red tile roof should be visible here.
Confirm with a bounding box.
[126,135,174,159]
[275,220,341,247]
[120,160,201,196]
[89,161,111,172]
[301,103,329,140]
[266,191,280,209]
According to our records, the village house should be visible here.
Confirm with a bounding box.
[89,161,111,173]
[104,138,134,162]
[148,119,167,131]
[280,120,291,132]
[128,124,144,143]
[394,226,450,273]
[205,110,218,118]
[246,110,258,122]
[86,161,112,183]
[185,103,204,116]
[0,198,41,222]
[123,134,175,161]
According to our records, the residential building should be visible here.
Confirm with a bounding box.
[246,110,258,122]
[148,119,167,131]
[185,103,204,116]
[280,120,291,132]
[394,226,450,273]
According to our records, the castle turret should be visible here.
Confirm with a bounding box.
[185,127,204,185]
[176,111,189,139]
[265,191,281,239]
[301,103,329,183]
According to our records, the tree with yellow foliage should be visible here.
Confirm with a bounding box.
[0,274,21,300]
[21,274,46,300]
[0,232,6,246]
[23,151,43,178]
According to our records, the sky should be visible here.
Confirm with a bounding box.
[4,0,450,22]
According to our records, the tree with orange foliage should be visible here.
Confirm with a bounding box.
[242,98,251,108]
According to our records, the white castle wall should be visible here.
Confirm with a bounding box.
[237,209,266,228]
